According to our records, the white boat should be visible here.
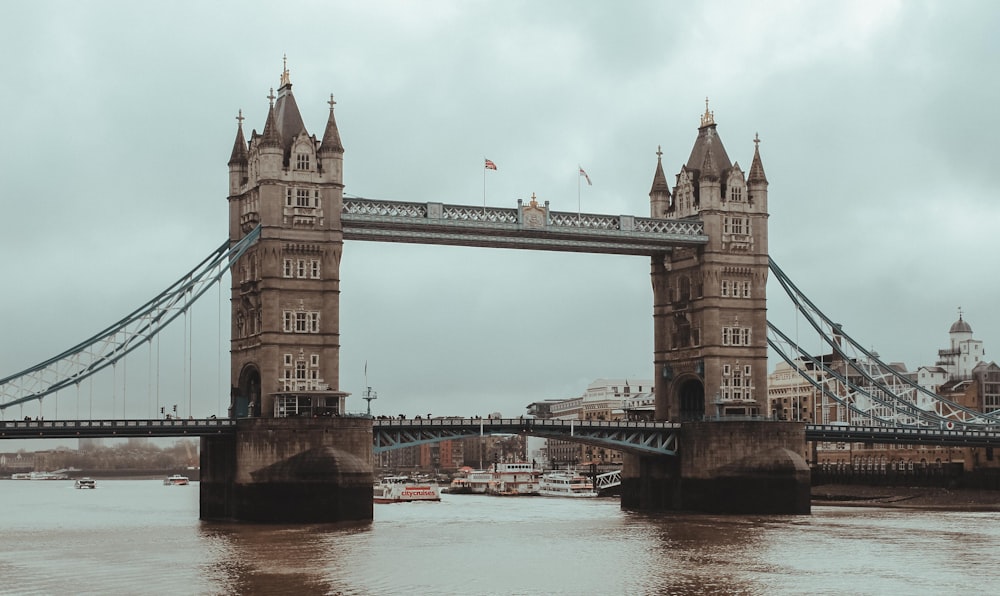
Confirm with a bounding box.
[12,471,69,480]
[538,471,599,498]
[373,476,441,503]
[485,462,541,496]
[465,469,493,494]
[163,474,190,486]
[74,478,97,489]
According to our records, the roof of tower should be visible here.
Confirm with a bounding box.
[273,60,307,155]
[748,133,767,184]
[649,145,670,195]
[950,313,973,334]
[319,94,345,154]
[228,109,248,166]
[685,99,732,176]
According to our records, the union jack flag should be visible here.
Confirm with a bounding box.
[485,158,497,170]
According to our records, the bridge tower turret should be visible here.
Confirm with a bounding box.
[650,101,769,422]
[225,61,347,420]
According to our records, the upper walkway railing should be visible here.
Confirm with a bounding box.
[342,197,707,255]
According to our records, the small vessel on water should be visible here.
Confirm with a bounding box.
[373,476,441,503]
[538,471,598,498]
[485,462,541,496]
[163,474,190,486]
[11,471,69,480]
[74,478,97,489]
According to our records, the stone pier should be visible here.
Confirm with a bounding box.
[200,417,374,523]
[621,421,810,514]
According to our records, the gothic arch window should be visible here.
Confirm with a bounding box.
[678,276,691,303]
[726,168,746,202]
[674,314,691,348]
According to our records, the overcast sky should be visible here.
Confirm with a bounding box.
[2,0,999,434]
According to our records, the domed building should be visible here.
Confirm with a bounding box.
[936,312,983,380]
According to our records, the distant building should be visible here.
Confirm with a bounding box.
[528,379,653,469]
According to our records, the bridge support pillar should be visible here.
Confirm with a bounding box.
[200,417,374,523]
[621,421,810,514]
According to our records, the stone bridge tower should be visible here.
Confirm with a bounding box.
[622,103,808,515]
[649,102,769,422]
[202,63,372,523]
[226,62,347,419]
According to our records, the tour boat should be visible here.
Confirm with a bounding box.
[163,474,190,486]
[538,471,599,498]
[485,462,541,496]
[74,478,97,489]
[373,476,441,503]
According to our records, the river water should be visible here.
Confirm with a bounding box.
[1,480,998,595]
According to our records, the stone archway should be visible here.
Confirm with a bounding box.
[237,364,261,418]
[677,377,705,422]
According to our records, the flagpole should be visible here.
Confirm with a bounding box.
[577,167,581,223]
[483,157,487,213]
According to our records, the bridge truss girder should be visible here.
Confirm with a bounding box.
[373,418,679,457]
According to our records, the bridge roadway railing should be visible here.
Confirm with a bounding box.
[7,418,999,450]
[805,424,1000,448]
[373,417,681,456]
[342,197,708,255]
[0,418,235,439]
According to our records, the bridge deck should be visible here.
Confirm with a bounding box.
[5,418,999,449]
[0,418,235,439]
[342,198,708,255]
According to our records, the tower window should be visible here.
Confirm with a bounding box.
[282,310,321,334]
[296,153,310,170]
[296,188,311,207]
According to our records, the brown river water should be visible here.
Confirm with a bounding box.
[1,479,998,595]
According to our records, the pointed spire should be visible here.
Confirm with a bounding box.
[260,88,281,148]
[228,109,248,166]
[280,53,291,89]
[228,110,247,165]
[748,132,767,184]
[649,145,670,195]
[319,94,345,154]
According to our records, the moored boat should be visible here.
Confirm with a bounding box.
[12,471,69,480]
[163,474,190,486]
[538,471,598,498]
[74,478,97,489]
[485,462,541,496]
[373,476,441,503]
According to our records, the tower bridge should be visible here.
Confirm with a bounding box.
[6,64,996,522]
